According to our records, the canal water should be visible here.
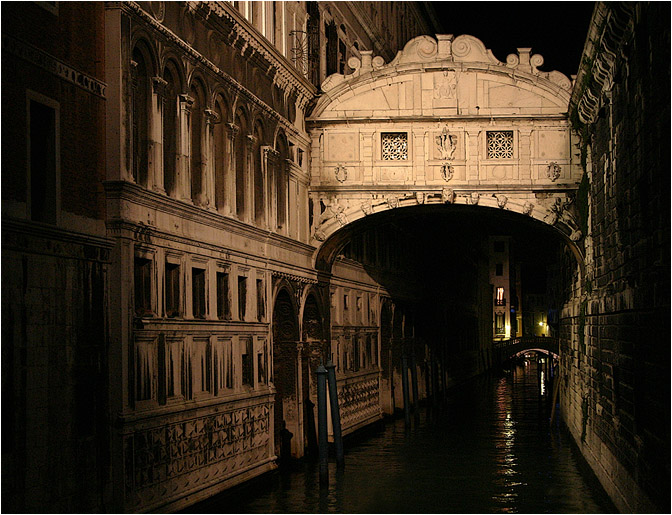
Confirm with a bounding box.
[186,363,615,513]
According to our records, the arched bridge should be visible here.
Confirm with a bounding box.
[493,336,559,364]
[306,33,585,272]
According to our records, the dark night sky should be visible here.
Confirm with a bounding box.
[429,1,595,77]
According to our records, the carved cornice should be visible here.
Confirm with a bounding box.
[199,2,316,109]
[122,1,313,143]
[570,2,635,125]
[271,270,317,285]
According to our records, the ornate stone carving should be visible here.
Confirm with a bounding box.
[523,201,535,216]
[415,192,425,204]
[441,188,454,204]
[334,164,347,183]
[546,162,562,182]
[338,374,381,431]
[436,127,457,160]
[204,108,220,125]
[386,196,399,209]
[434,70,457,99]
[440,163,454,181]
[544,197,582,240]
[496,195,508,209]
[360,201,373,216]
[124,403,272,508]
[151,76,168,97]
[467,192,480,205]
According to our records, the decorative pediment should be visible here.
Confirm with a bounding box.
[313,34,572,119]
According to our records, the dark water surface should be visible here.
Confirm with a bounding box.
[186,364,615,513]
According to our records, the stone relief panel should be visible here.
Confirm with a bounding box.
[124,401,272,510]
[378,167,409,182]
[325,133,359,162]
[535,130,569,160]
[485,165,515,181]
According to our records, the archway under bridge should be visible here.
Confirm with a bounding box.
[312,202,579,409]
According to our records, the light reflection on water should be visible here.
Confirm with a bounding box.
[186,364,614,514]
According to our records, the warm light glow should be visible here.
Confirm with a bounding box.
[538,321,544,326]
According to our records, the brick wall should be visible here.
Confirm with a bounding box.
[562,3,670,512]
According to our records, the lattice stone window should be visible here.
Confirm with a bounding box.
[381,132,408,160]
[487,131,514,159]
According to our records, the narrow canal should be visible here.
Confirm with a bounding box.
[186,362,615,513]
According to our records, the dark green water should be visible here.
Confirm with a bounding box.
[186,364,615,513]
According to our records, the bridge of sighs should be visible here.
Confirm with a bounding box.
[306,34,585,270]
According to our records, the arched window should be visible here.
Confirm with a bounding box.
[275,133,288,231]
[213,96,228,212]
[234,112,247,219]
[190,80,205,205]
[253,121,264,226]
[163,65,178,197]
[131,46,150,186]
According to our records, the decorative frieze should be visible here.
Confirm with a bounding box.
[124,402,272,509]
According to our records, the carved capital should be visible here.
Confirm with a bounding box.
[204,108,220,125]
[262,145,279,160]
[152,76,168,97]
[179,93,195,112]
[225,123,239,136]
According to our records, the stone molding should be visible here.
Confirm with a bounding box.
[570,3,635,124]
[121,1,314,142]
[314,33,572,117]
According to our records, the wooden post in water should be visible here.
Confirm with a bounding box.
[401,354,411,426]
[326,361,344,467]
[316,365,329,484]
[410,352,419,411]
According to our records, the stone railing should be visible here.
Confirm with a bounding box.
[336,370,383,436]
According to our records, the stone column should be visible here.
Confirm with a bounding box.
[178,93,194,203]
[263,146,279,231]
[245,134,256,224]
[151,76,167,194]
[203,108,219,210]
[519,128,533,180]
[466,129,480,181]
[225,123,239,216]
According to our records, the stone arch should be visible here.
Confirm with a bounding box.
[271,286,299,458]
[212,93,230,212]
[130,38,154,187]
[251,119,265,225]
[274,130,289,231]
[313,202,586,279]
[233,106,249,219]
[161,58,183,197]
[130,34,159,77]
[189,76,207,205]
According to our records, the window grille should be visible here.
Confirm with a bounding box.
[487,131,514,159]
[381,132,408,160]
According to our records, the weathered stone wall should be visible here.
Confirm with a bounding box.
[561,3,670,512]
[1,222,112,512]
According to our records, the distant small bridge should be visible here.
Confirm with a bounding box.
[493,336,559,364]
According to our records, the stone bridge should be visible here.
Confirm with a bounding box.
[493,336,559,365]
[306,34,585,271]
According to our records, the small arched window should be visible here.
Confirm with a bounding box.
[275,134,288,231]
[190,80,205,205]
[213,96,229,212]
[162,65,179,197]
[253,121,265,226]
[131,46,150,186]
[234,112,247,219]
